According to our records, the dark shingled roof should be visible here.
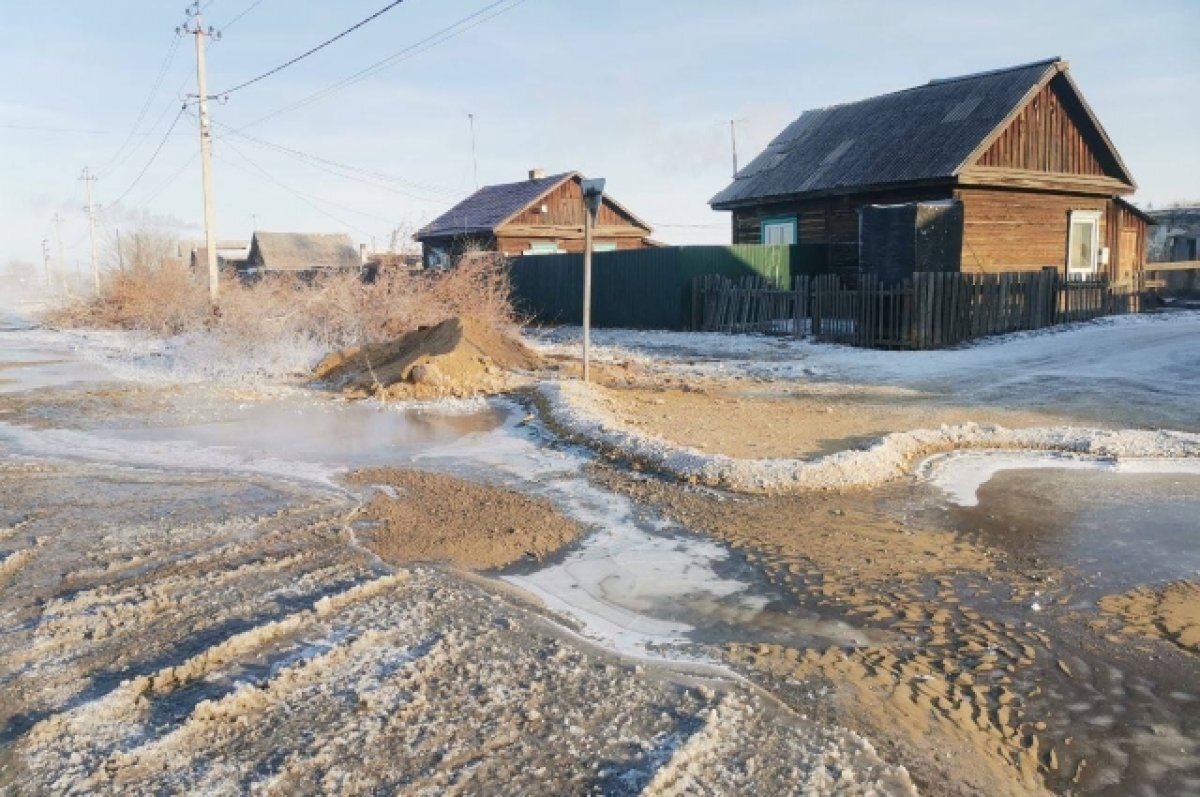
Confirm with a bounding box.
[417,172,577,239]
[711,58,1066,209]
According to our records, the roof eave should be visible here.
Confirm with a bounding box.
[709,177,959,211]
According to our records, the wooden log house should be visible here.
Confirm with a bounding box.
[415,170,657,268]
[710,58,1152,286]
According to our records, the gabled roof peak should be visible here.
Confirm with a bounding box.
[925,57,1062,87]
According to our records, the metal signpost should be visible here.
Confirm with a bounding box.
[580,178,605,382]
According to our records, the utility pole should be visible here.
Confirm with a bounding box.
[116,227,125,271]
[41,239,52,290]
[182,3,221,303]
[53,212,67,294]
[79,167,99,294]
[467,113,478,190]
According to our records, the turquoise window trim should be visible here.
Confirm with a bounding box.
[592,242,618,252]
[760,216,798,245]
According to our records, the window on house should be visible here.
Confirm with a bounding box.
[1067,210,1101,275]
[592,242,618,253]
[524,242,564,255]
[426,246,449,268]
[761,217,797,245]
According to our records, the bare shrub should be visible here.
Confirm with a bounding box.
[45,233,520,374]
[44,230,207,334]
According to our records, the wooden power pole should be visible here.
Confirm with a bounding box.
[41,239,52,290]
[79,167,99,294]
[183,3,220,302]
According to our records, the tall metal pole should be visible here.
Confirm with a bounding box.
[187,4,220,303]
[582,206,593,383]
[730,119,739,177]
[116,227,125,271]
[468,113,478,190]
[579,178,605,384]
[80,167,99,294]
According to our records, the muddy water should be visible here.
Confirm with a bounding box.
[921,458,1200,797]
[0,318,855,665]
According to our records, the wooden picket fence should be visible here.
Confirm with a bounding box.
[693,270,1141,349]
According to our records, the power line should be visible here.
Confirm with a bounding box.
[211,0,405,98]
[217,0,265,33]
[109,107,187,207]
[233,0,524,131]
[216,137,385,236]
[0,123,182,135]
[98,35,183,177]
[137,151,199,207]
[210,120,459,199]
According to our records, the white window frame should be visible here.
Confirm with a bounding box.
[1066,210,1102,276]
[523,242,564,256]
[761,216,797,246]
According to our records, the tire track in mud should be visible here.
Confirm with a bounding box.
[1,456,918,796]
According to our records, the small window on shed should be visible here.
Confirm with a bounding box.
[592,242,618,253]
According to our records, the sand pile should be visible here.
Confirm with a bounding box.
[345,468,580,570]
[313,317,542,399]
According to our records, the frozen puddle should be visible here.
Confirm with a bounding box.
[921,450,1200,507]
[921,450,1200,595]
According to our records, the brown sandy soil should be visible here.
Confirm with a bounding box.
[345,468,581,570]
[314,316,542,400]
[1097,580,1200,654]
[585,381,1075,459]
[591,466,1067,797]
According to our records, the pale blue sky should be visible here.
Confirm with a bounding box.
[2,0,1198,271]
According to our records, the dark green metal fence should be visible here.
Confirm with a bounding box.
[507,244,828,329]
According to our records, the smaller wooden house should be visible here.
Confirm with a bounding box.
[415,170,656,268]
[243,232,362,278]
[1146,206,1200,295]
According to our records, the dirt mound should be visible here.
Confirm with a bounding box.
[313,317,542,399]
[344,468,581,570]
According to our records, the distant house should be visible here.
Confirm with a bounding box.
[243,232,363,278]
[415,170,657,268]
[1146,206,1200,296]
[710,58,1150,285]
[180,240,248,272]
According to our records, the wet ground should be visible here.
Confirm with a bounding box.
[2,301,1198,795]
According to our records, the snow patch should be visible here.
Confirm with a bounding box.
[538,379,1200,493]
